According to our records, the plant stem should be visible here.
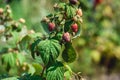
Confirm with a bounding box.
[41,66,46,77]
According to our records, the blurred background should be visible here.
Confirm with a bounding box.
[0,0,120,80]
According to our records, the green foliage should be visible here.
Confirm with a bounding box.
[2,53,17,69]
[0,0,83,79]
[1,77,18,80]
[62,42,77,63]
[37,39,61,65]
[18,73,43,80]
[65,5,76,18]
[19,33,43,52]
[46,61,65,80]
[23,0,83,79]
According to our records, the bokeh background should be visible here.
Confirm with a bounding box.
[0,0,120,80]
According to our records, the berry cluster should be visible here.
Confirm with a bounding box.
[42,0,83,43]
[0,5,26,40]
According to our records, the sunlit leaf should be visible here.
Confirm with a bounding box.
[46,61,65,80]
[37,39,61,65]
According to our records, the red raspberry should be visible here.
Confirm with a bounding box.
[69,0,78,5]
[71,23,78,32]
[76,9,82,17]
[48,22,55,31]
[62,32,71,42]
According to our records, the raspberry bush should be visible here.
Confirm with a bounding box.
[25,0,83,79]
[0,0,83,80]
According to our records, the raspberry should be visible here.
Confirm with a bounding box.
[62,32,71,42]
[48,22,55,31]
[19,18,26,23]
[69,0,78,5]
[71,23,78,32]
[0,8,3,14]
[76,8,82,17]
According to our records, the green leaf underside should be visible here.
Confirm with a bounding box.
[2,53,17,67]
[46,61,65,80]
[2,52,25,70]
[37,39,61,65]
[19,33,43,52]
[31,39,41,59]
[62,43,77,63]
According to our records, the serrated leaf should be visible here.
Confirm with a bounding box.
[46,61,65,80]
[37,39,61,65]
[2,53,17,68]
[62,43,77,63]
[65,5,76,18]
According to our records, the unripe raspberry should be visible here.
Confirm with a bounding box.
[62,32,71,42]
[19,18,25,23]
[7,9,11,14]
[71,23,78,32]
[28,30,35,34]
[48,22,55,31]
[42,17,50,23]
[76,8,82,17]
[69,0,78,5]
[73,16,77,22]
[0,8,3,14]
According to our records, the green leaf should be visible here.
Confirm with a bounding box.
[65,5,76,18]
[37,39,61,65]
[58,3,66,10]
[19,33,43,53]
[27,64,36,75]
[16,53,26,65]
[62,43,77,63]
[32,63,43,75]
[41,21,49,33]
[2,53,17,68]
[19,73,43,80]
[64,71,71,80]
[52,32,63,41]
[46,61,65,80]
[1,77,18,80]
[31,39,41,59]
[64,20,73,32]
[19,35,31,52]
